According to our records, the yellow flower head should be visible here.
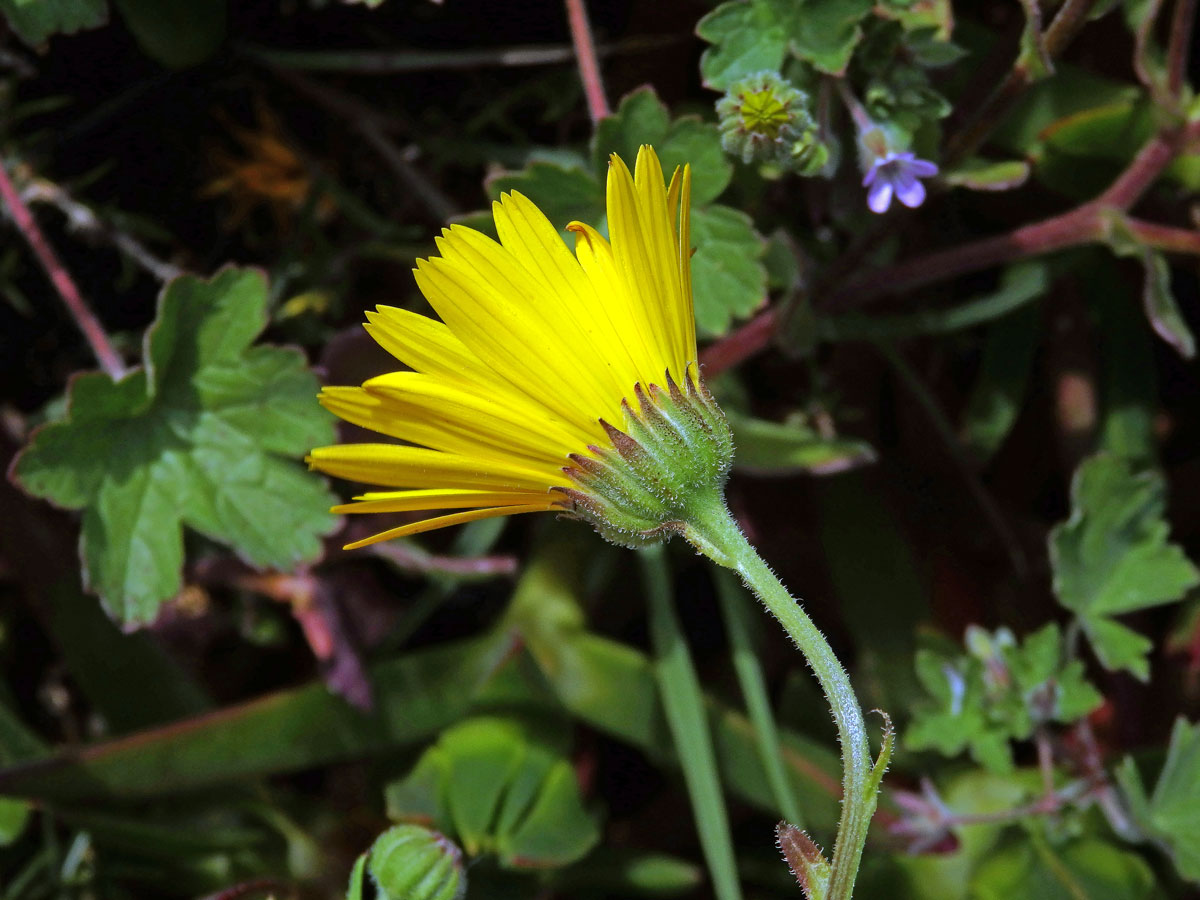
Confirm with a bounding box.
[309,145,724,550]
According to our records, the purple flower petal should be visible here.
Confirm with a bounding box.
[909,159,939,178]
[861,148,938,213]
[867,179,894,214]
[895,176,927,208]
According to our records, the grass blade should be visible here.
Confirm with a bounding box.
[713,567,804,826]
[641,546,743,900]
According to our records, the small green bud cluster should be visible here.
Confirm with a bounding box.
[368,824,467,900]
[557,370,734,550]
[716,71,828,175]
[906,623,1103,774]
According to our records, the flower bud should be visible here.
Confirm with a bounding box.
[716,71,826,173]
[368,825,467,900]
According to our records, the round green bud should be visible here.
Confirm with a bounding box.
[368,825,467,900]
[716,71,826,173]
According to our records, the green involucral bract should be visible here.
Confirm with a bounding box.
[557,370,734,550]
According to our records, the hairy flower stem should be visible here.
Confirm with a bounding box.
[684,495,877,900]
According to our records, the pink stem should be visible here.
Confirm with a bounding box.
[0,161,125,380]
[564,0,610,124]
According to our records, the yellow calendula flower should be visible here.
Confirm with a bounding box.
[309,145,733,550]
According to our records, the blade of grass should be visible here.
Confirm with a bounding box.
[641,546,742,900]
[713,567,804,826]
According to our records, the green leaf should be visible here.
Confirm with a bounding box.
[1107,225,1196,360]
[13,268,338,626]
[697,0,792,91]
[821,260,1049,342]
[385,716,600,870]
[697,0,871,87]
[111,0,225,67]
[1138,249,1195,359]
[941,159,1031,192]
[906,624,1101,772]
[347,853,368,900]
[1116,718,1200,883]
[592,87,732,205]
[971,834,1156,900]
[725,409,876,476]
[788,0,873,75]
[1049,455,1200,679]
[0,630,515,802]
[502,535,844,827]
[486,161,604,240]
[689,204,766,336]
[0,0,106,45]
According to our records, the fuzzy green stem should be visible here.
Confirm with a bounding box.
[684,491,876,900]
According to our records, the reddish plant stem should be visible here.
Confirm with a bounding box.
[564,0,610,124]
[1096,121,1194,207]
[1125,218,1200,255]
[702,121,1200,375]
[825,206,1105,310]
[1167,0,1197,97]
[0,160,125,379]
[700,306,777,374]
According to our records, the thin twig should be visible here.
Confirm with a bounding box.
[21,179,185,282]
[1167,0,1197,97]
[564,0,610,124]
[0,160,126,379]
[370,540,518,579]
[1124,218,1200,255]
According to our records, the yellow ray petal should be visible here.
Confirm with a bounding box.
[364,306,496,387]
[343,503,555,550]
[492,191,642,395]
[633,146,687,369]
[567,221,660,389]
[606,152,677,376]
[307,444,565,492]
[363,371,593,448]
[416,251,615,428]
[318,386,570,469]
[673,163,696,363]
[333,487,551,515]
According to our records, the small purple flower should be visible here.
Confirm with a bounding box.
[862,151,939,214]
